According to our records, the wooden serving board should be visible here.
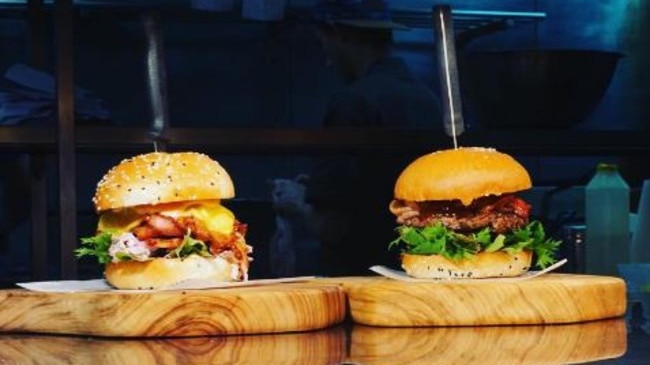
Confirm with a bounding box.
[335,274,626,326]
[0,282,346,337]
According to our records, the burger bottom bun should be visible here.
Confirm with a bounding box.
[104,255,240,290]
[401,250,533,279]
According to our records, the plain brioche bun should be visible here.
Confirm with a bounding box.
[105,255,240,290]
[401,251,533,279]
[394,147,531,206]
[93,152,234,213]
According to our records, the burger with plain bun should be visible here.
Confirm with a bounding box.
[388,147,560,279]
[76,152,252,289]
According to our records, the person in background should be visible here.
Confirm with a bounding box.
[269,0,442,276]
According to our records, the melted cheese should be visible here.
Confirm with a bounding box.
[97,208,142,233]
[180,201,235,235]
[98,200,235,235]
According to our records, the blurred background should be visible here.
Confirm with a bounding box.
[1,0,649,283]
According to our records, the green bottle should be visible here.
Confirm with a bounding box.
[585,163,630,276]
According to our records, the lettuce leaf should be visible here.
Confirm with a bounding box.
[167,231,212,259]
[75,231,113,264]
[389,220,561,269]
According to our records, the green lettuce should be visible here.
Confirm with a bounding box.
[388,220,561,269]
[166,232,212,259]
[75,231,113,264]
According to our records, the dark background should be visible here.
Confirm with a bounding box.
[1,0,649,282]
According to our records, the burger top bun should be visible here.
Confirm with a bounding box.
[93,152,234,213]
[394,147,531,206]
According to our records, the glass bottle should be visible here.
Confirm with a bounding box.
[585,163,630,276]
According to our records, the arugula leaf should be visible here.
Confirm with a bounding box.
[75,232,113,265]
[167,230,211,259]
[390,220,561,269]
[485,234,505,252]
[473,228,492,247]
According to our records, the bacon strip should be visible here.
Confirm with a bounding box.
[130,213,251,280]
[146,214,184,237]
[132,214,184,240]
[146,237,183,249]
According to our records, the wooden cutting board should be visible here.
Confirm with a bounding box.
[348,318,627,365]
[0,282,346,337]
[336,274,626,326]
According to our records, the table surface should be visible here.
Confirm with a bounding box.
[0,318,648,364]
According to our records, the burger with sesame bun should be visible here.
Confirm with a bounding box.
[388,147,560,279]
[76,152,252,289]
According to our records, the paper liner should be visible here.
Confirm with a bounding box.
[17,276,316,293]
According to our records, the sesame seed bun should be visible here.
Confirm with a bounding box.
[394,147,531,206]
[401,251,533,279]
[93,152,234,213]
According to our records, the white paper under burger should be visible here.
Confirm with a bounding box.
[17,276,316,292]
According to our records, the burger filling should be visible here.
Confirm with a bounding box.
[389,194,560,269]
[76,200,252,280]
[390,194,531,233]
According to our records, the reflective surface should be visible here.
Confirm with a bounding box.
[0,326,347,365]
[1,318,649,364]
